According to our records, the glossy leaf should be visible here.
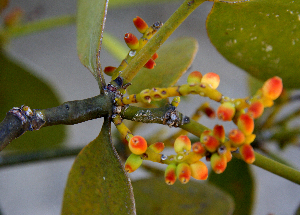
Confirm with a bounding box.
[77,0,108,88]
[208,157,255,215]
[0,52,65,152]
[127,37,198,102]
[133,177,234,215]
[206,0,300,89]
[62,118,136,214]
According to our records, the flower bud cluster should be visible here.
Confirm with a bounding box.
[165,135,208,185]
[105,16,161,77]
[125,136,165,173]
[211,76,283,166]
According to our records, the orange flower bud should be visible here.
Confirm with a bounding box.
[200,130,213,142]
[133,16,148,34]
[124,33,139,50]
[144,58,156,69]
[124,154,143,173]
[151,52,158,60]
[201,72,220,89]
[192,142,206,155]
[176,162,191,184]
[4,7,24,27]
[129,136,148,155]
[237,114,254,135]
[217,102,236,121]
[240,144,255,164]
[211,153,227,174]
[187,71,202,84]
[202,135,220,153]
[190,161,208,180]
[149,142,165,153]
[229,129,245,146]
[104,66,116,76]
[262,76,283,100]
[174,135,191,153]
[213,124,225,142]
[165,163,177,185]
[248,101,264,119]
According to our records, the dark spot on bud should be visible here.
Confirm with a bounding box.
[65,104,70,110]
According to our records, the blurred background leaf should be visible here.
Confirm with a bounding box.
[133,177,235,215]
[206,0,300,89]
[208,158,255,215]
[0,52,65,152]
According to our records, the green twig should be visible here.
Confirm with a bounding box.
[253,152,300,185]
[0,147,82,168]
[120,0,205,83]
[0,15,76,40]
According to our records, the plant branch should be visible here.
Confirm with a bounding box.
[0,15,76,41]
[120,0,205,83]
[0,93,113,151]
[0,147,82,168]
[253,152,300,185]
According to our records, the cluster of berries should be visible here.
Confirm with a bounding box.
[123,73,282,184]
[109,16,283,185]
[104,16,161,78]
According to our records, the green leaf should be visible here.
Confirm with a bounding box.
[127,37,198,106]
[77,0,108,89]
[132,177,234,215]
[206,0,300,89]
[0,52,65,152]
[208,158,255,215]
[62,118,136,214]
[108,0,181,8]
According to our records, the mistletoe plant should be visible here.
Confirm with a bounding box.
[1,0,300,214]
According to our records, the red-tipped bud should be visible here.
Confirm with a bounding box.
[144,58,156,69]
[200,130,213,142]
[151,52,158,60]
[165,163,177,185]
[124,154,143,173]
[190,161,208,180]
[229,129,245,146]
[237,114,254,135]
[133,16,148,34]
[201,72,220,89]
[187,71,203,84]
[176,162,191,184]
[0,0,9,14]
[240,144,255,164]
[248,101,264,119]
[200,102,215,118]
[211,153,227,174]
[262,76,283,100]
[129,136,148,155]
[217,102,236,121]
[149,142,165,153]
[174,135,191,153]
[124,33,139,50]
[4,7,24,27]
[104,66,116,76]
[192,142,206,155]
[213,124,225,142]
[202,135,220,153]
